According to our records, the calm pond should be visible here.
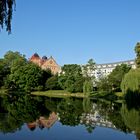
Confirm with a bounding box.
[0,94,139,140]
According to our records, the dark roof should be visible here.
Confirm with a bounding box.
[42,56,48,60]
[33,53,39,58]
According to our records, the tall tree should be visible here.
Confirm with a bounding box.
[108,64,131,92]
[135,42,140,68]
[46,75,61,90]
[58,64,85,93]
[7,62,45,91]
[82,59,96,79]
[0,0,15,33]
[82,59,96,94]
[121,68,140,94]
[0,59,10,87]
[4,51,26,68]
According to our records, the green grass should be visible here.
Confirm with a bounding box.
[31,90,86,98]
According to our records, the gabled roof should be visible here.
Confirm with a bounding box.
[46,56,60,66]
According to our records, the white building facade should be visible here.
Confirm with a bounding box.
[93,60,136,79]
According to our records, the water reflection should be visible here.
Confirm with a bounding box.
[27,112,58,131]
[121,92,140,140]
[0,94,139,140]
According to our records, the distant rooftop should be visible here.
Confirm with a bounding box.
[96,59,135,69]
[96,59,135,66]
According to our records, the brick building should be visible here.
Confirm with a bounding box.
[30,53,61,75]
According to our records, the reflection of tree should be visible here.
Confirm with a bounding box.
[125,91,140,110]
[0,95,50,133]
[85,124,95,133]
[96,100,112,116]
[7,95,40,122]
[0,113,21,133]
[108,108,129,132]
[96,100,129,133]
[45,97,61,112]
[123,91,140,139]
[121,104,140,139]
[82,98,95,134]
[57,98,83,126]
[83,98,92,113]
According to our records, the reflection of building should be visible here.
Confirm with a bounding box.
[80,103,116,129]
[80,112,116,129]
[30,53,61,75]
[27,112,58,131]
[39,112,58,128]
[27,122,37,131]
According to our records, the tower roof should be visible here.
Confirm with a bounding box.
[30,53,40,61]
[42,56,48,60]
[33,53,40,58]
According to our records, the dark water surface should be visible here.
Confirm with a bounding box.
[0,94,139,140]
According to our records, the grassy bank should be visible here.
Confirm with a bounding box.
[31,90,86,98]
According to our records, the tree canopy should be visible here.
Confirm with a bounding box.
[82,58,96,80]
[0,0,15,33]
[121,43,140,94]
[121,68,140,94]
[0,51,52,92]
[108,64,131,92]
[58,64,85,93]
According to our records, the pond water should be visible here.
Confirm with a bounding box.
[0,94,139,140]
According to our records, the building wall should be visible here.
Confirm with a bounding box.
[93,60,136,79]
[41,57,61,75]
[30,54,61,75]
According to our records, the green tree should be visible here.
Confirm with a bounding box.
[121,43,140,95]
[46,75,61,90]
[108,64,131,92]
[82,58,96,80]
[0,51,26,88]
[96,77,111,92]
[6,62,44,91]
[83,80,93,96]
[0,0,15,33]
[135,42,140,68]
[82,59,96,95]
[121,68,140,94]
[4,51,26,68]
[58,64,84,93]
[0,59,10,87]
[2,51,51,91]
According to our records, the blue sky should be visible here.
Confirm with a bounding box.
[0,0,140,65]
